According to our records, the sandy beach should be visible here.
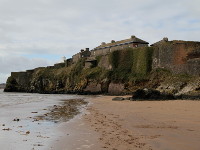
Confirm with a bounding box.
[53,96,200,150]
[1,91,200,150]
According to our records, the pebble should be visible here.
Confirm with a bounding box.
[13,118,20,121]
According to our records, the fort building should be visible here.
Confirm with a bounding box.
[151,38,200,75]
[150,37,169,46]
[72,48,91,63]
[69,35,149,68]
[90,35,149,57]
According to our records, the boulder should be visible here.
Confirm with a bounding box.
[108,83,124,95]
[132,88,175,100]
[112,97,125,101]
[124,97,132,100]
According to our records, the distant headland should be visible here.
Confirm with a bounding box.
[0,83,6,89]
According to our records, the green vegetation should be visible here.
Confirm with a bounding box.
[95,55,102,64]
[132,47,153,76]
[109,47,154,82]
[82,67,102,80]
[70,58,85,78]
[68,58,85,86]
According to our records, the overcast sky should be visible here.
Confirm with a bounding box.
[0,0,200,83]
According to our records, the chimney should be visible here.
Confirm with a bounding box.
[101,42,106,45]
[80,49,84,52]
[163,37,168,42]
[85,48,89,51]
[131,35,136,39]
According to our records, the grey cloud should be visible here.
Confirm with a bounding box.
[0,55,52,73]
[0,55,53,83]
[0,0,200,83]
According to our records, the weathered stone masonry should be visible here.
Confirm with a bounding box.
[152,38,200,75]
[90,35,149,57]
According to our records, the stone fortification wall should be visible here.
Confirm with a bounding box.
[152,41,200,75]
[72,53,80,63]
[91,43,148,57]
[11,72,32,85]
[98,55,112,70]
[72,49,91,63]
[65,58,72,67]
[54,63,65,69]
[7,71,33,92]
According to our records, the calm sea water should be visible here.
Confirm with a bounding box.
[0,89,83,150]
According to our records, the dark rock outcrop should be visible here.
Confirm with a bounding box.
[112,97,125,101]
[132,88,175,100]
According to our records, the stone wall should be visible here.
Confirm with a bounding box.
[72,49,91,63]
[91,43,148,57]
[187,58,200,75]
[54,63,65,69]
[152,41,200,75]
[8,71,33,91]
[98,55,112,70]
[65,58,72,67]
[80,50,91,57]
[72,53,80,63]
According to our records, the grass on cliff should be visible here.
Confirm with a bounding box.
[31,58,109,91]
[68,58,85,87]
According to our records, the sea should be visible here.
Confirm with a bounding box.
[0,89,84,150]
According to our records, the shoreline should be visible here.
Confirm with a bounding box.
[48,96,104,150]
[52,96,200,150]
[1,91,200,150]
[0,90,90,150]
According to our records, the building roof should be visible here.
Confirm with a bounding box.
[150,37,169,46]
[94,36,149,50]
[151,37,200,46]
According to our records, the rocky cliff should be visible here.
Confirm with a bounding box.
[4,42,200,97]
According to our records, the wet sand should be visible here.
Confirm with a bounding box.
[53,96,200,150]
[0,90,89,150]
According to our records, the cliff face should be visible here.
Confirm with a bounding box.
[4,43,200,97]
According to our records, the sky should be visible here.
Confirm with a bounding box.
[0,0,200,83]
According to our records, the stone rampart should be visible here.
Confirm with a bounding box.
[152,41,200,75]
